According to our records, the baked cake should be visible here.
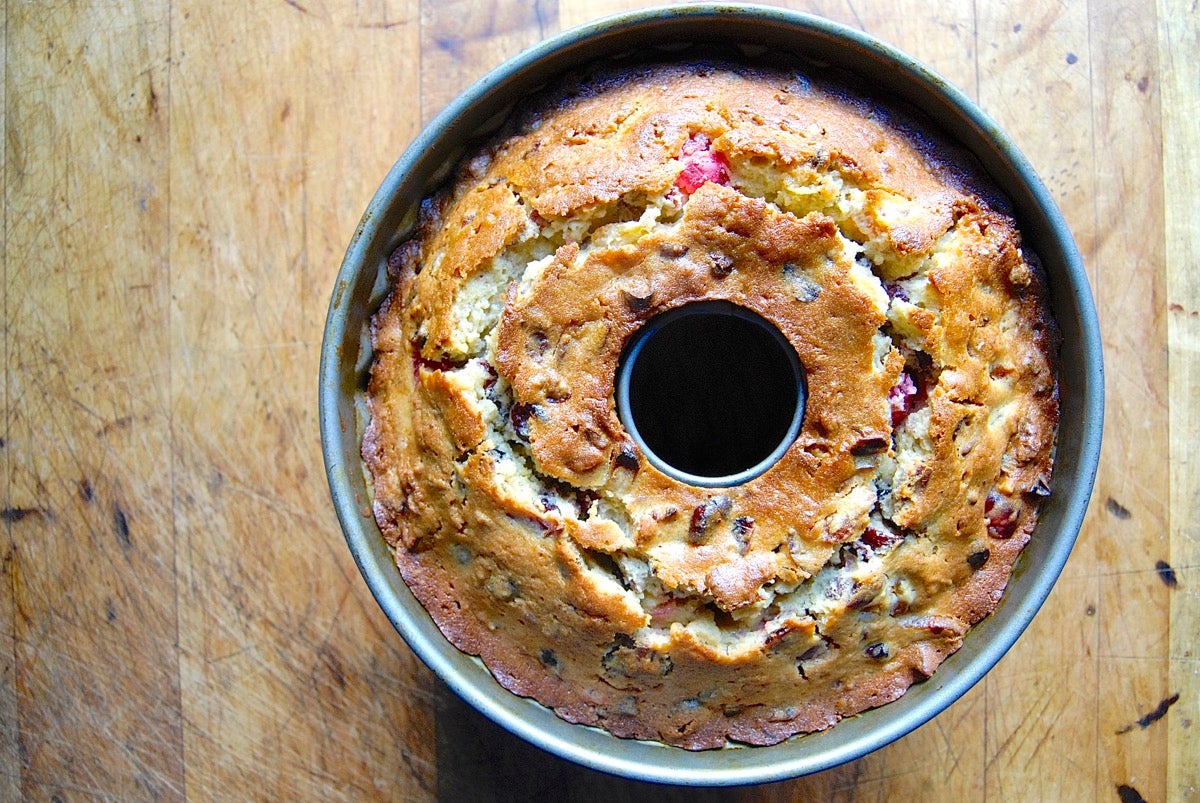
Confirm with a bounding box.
[363,61,1059,749]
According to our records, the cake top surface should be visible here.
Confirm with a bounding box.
[364,59,1058,749]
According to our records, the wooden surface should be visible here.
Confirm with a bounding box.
[2,0,1196,799]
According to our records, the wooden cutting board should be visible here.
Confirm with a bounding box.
[3,1,1196,799]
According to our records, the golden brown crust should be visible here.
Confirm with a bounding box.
[363,61,1059,749]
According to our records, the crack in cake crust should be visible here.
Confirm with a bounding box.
[363,61,1059,749]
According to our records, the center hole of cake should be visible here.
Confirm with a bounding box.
[616,301,806,487]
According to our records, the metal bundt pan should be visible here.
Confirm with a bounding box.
[319,4,1103,786]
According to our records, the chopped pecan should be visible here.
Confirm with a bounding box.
[967,549,991,569]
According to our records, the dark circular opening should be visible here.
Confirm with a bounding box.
[616,301,806,486]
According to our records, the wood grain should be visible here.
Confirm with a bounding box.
[1,0,1194,800]
[1160,0,1200,797]
[1088,0,1172,796]
[168,1,434,798]
[4,4,183,799]
[420,0,557,125]
[0,2,14,798]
